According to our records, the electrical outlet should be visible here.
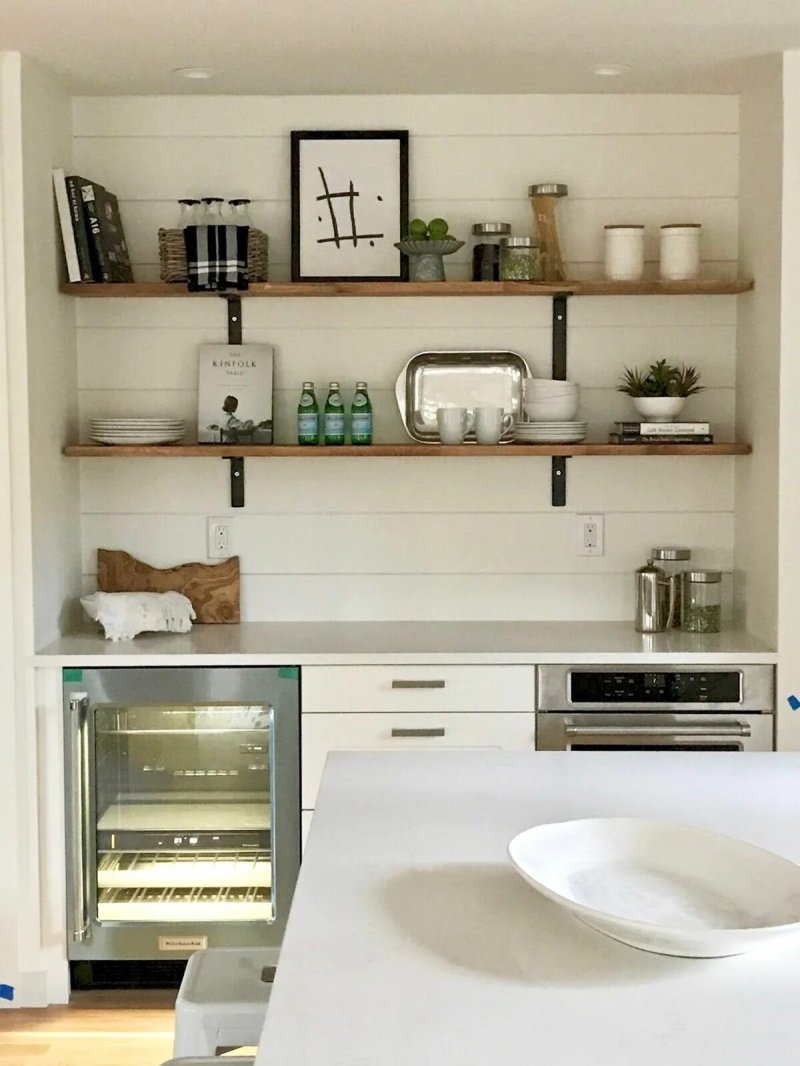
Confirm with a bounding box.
[207,517,230,559]
[576,513,604,556]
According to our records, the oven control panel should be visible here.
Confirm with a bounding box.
[570,671,742,704]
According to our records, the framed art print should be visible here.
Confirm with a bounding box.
[291,130,409,282]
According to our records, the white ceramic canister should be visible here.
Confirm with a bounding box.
[604,225,645,281]
[660,223,701,280]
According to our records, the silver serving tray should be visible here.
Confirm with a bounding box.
[395,350,531,443]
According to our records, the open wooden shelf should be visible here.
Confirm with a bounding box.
[60,279,754,298]
[63,443,752,458]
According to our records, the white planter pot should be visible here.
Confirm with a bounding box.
[632,396,686,423]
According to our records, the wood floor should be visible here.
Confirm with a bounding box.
[0,990,181,1066]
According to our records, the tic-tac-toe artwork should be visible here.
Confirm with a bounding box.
[291,130,409,281]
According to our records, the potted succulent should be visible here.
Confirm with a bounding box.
[395,217,464,281]
[618,359,704,422]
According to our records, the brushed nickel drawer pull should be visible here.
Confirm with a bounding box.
[391,727,446,738]
[391,680,446,689]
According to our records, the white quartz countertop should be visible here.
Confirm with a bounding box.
[256,751,800,1066]
[34,621,776,665]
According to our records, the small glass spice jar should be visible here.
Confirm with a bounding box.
[681,569,722,633]
[471,222,512,281]
[499,237,541,281]
[604,224,645,281]
[660,223,701,280]
[650,547,691,628]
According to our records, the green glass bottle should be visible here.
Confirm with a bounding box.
[297,381,319,445]
[350,381,373,445]
[323,381,345,445]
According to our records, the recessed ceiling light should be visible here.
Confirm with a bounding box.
[593,63,632,77]
[172,67,215,80]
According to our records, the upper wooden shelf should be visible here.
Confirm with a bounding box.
[63,443,752,458]
[60,279,754,299]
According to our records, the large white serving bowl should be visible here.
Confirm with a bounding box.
[523,397,579,421]
[508,817,800,958]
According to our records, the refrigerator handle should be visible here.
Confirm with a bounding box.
[69,694,92,943]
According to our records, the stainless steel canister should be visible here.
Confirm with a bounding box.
[650,547,691,628]
[635,559,677,633]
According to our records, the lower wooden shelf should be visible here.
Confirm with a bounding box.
[63,443,752,458]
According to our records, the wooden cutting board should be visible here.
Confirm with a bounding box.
[97,549,240,623]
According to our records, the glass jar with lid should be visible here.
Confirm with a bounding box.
[228,198,253,227]
[650,547,691,628]
[471,222,512,281]
[681,569,722,633]
[499,237,542,281]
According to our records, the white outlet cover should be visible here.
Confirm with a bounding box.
[575,513,604,556]
[207,516,230,559]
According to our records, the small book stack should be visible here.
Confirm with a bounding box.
[53,168,133,283]
[609,422,713,444]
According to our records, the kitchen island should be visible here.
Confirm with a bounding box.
[256,751,800,1065]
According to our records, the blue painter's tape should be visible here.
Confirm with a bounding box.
[788,695,800,711]
[0,984,14,1001]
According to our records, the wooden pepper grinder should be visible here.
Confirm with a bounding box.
[528,183,568,281]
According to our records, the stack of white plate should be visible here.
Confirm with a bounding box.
[89,418,186,445]
[514,420,588,443]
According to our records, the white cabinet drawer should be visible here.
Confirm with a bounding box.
[301,711,535,809]
[302,666,534,714]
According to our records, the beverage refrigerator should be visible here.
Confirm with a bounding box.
[63,667,300,984]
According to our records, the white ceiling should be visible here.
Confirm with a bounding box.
[0,0,799,95]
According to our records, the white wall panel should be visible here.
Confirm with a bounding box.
[80,455,734,516]
[73,94,738,139]
[73,92,739,621]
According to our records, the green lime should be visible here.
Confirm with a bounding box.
[409,218,428,239]
[427,217,449,238]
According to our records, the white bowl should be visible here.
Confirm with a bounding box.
[509,817,800,958]
[632,396,686,422]
[523,398,579,421]
[524,380,578,395]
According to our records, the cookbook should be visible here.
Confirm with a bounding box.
[197,343,274,444]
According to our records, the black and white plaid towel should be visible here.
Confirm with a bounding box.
[184,225,249,291]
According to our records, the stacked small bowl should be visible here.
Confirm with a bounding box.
[515,378,587,443]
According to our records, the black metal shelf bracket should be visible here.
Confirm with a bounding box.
[550,293,571,507]
[226,456,245,508]
[225,294,243,345]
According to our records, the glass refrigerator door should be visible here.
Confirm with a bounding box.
[93,702,275,924]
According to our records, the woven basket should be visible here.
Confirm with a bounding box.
[158,227,269,283]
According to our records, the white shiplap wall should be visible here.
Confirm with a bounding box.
[72,94,738,622]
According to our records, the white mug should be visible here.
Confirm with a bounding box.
[436,406,474,445]
[474,406,514,445]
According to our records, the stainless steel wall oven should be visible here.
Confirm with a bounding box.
[536,665,774,752]
[63,667,300,982]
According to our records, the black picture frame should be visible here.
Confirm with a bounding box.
[291,130,409,282]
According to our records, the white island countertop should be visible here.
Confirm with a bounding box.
[34,620,776,665]
[257,751,800,1066]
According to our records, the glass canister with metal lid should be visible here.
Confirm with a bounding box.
[471,222,512,281]
[499,237,542,281]
[650,547,691,628]
[681,569,722,633]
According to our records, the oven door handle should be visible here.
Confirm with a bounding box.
[564,723,752,738]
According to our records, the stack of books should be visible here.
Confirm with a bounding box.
[609,421,713,444]
[52,168,133,283]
